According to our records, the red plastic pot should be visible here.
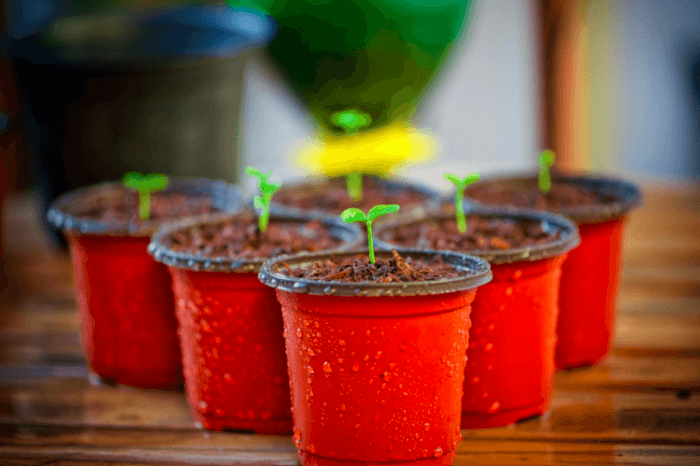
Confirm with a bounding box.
[555,218,627,369]
[375,210,579,428]
[462,174,641,370]
[47,179,241,389]
[259,250,492,466]
[148,212,362,434]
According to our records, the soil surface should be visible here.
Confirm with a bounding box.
[378,215,560,252]
[463,179,618,211]
[165,211,344,259]
[280,249,460,283]
[75,190,216,224]
[274,176,433,214]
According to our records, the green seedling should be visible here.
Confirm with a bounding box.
[246,166,280,233]
[122,172,169,221]
[539,150,555,193]
[346,171,363,201]
[331,109,372,202]
[341,204,399,264]
[444,172,480,233]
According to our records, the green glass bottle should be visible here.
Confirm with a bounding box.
[242,0,474,135]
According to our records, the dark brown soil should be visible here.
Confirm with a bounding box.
[280,249,460,283]
[75,190,216,224]
[463,179,618,211]
[165,211,344,260]
[274,176,432,214]
[378,216,559,252]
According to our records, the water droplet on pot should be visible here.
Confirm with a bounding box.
[424,423,430,431]
[323,362,332,374]
[488,401,500,413]
[308,348,315,356]
[514,269,523,279]
[339,339,346,346]
[340,404,346,411]
[352,363,359,372]
[484,342,493,352]
[471,376,480,385]
[433,446,443,457]
[296,328,303,337]
[374,351,382,360]
[307,366,314,374]
[505,287,513,296]
[199,400,208,411]
[355,424,361,429]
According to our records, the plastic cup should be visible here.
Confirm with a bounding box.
[148,212,362,433]
[259,249,492,465]
[47,178,241,388]
[462,174,641,370]
[375,209,579,428]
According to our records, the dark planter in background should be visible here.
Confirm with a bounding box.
[1,2,275,244]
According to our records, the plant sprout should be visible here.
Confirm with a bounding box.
[246,166,280,233]
[341,204,399,264]
[331,109,372,201]
[346,172,362,201]
[539,150,555,193]
[444,172,480,233]
[122,172,169,221]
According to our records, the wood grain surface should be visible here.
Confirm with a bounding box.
[0,185,698,465]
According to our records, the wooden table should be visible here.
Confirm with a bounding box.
[1,184,699,465]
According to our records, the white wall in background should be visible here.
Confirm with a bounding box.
[239,0,540,194]
[618,0,700,180]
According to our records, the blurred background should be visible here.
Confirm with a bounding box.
[0,0,699,242]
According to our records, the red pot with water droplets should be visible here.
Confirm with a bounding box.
[460,256,566,427]
[168,269,293,433]
[462,174,641,370]
[47,179,241,389]
[259,250,492,466]
[375,210,580,428]
[149,213,362,434]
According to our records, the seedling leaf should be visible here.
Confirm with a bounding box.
[245,166,264,179]
[341,208,366,223]
[367,204,399,222]
[341,204,399,264]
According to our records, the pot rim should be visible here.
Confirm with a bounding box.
[374,207,580,265]
[258,249,492,297]
[269,174,442,217]
[46,177,242,237]
[148,210,364,273]
[461,172,642,224]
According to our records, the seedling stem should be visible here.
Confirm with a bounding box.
[539,150,555,193]
[444,173,480,233]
